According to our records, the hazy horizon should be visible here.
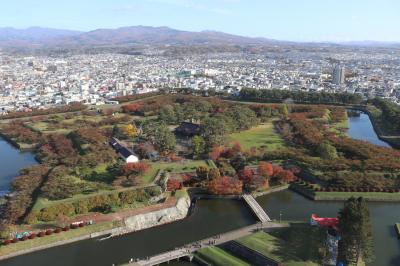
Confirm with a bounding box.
[0,0,400,43]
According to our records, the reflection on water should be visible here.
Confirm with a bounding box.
[347,112,391,147]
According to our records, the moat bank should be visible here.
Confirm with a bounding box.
[0,199,255,266]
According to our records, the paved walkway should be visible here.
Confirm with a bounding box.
[124,222,287,266]
[242,194,271,222]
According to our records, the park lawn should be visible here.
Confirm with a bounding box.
[314,191,400,201]
[236,231,319,266]
[141,160,209,183]
[196,246,250,266]
[0,221,121,257]
[228,122,284,150]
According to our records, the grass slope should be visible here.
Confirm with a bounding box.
[196,246,250,266]
[237,227,323,266]
[228,122,284,150]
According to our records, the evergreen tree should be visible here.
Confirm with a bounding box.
[338,197,374,265]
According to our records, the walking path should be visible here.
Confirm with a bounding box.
[124,222,287,266]
[242,194,271,222]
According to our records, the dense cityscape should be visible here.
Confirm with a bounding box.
[1,45,400,114]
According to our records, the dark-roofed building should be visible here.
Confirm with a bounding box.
[174,122,201,137]
[109,137,139,163]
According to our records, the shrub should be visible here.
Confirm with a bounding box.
[29,233,36,239]
[38,231,45,237]
[54,228,62,233]
[46,230,53,235]
[11,238,18,243]
[21,236,29,241]
[3,239,12,245]
[78,223,84,227]
[71,224,78,229]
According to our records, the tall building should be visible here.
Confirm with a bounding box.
[332,64,345,85]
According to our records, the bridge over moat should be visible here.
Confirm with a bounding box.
[122,222,286,266]
[121,194,276,266]
[242,194,271,223]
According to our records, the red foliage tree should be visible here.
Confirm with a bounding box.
[238,168,254,185]
[122,162,151,176]
[167,179,182,191]
[209,146,224,160]
[258,162,274,178]
[208,176,243,195]
[121,104,142,113]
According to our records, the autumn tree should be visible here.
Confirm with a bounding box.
[196,166,209,180]
[258,162,274,178]
[123,124,139,138]
[208,168,221,180]
[238,168,254,185]
[209,146,224,160]
[167,179,182,191]
[122,162,151,176]
[208,176,243,195]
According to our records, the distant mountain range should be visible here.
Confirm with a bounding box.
[0,26,398,48]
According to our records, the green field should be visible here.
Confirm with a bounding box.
[142,160,209,183]
[228,122,284,150]
[290,183,400,202]
[0,221,121,256]
[314,191,400,201]
[196,246,250,266]
[236,228,322,266]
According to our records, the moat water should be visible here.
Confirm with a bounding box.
[0,139,37,196]
[0,113,398,266]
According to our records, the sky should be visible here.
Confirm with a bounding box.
[0,0,400,42]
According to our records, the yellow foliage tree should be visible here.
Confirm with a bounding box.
[123,124,138,138]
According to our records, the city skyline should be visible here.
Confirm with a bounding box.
[1,0,400,43]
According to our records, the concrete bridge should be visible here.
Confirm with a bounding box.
[242,194,271,223]
[122,222,286,266]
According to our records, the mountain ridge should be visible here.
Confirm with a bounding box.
[0,25,398,48]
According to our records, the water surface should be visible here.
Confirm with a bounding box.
[0,199,255,266]
[0,138,37,196]
[257,190,400,266]
[347,112,391,147]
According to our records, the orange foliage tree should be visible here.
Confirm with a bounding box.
[258,162,274,178]
[208,176,243,195]
[122,162,151,176]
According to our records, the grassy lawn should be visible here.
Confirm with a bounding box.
[237,227,323,266]
[228,122,284,150]
[290,183,400,202]
[196,246,250,266]
[314,191,400,201]
[0,221,121,256]
[142,160,209,183]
